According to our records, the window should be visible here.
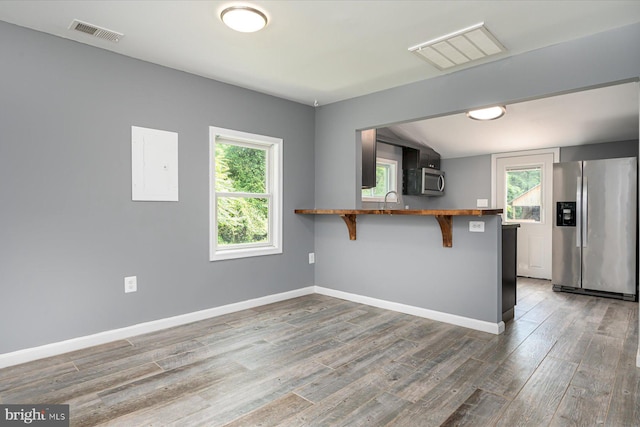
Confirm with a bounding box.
[210,127,282,261]
[505,166,542,222]
[362,158,398,202]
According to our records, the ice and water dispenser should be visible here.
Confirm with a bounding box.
[556,202,576,227]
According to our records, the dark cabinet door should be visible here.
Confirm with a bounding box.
[361,129,377,189]
[502,226,518,321]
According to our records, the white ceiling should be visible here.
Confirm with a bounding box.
[0,1,638,158]
[388,82,640,158]
[1,1,639,106]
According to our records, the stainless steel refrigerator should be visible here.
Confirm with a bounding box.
[552,157,637,300]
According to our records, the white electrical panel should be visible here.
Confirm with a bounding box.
[132,126,178,201]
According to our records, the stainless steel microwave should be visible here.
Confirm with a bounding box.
[403,168,445,196]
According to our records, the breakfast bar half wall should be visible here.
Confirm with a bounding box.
[298,210,506,334]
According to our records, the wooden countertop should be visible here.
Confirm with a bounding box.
[294,209,502,216]
[294,208,503,247]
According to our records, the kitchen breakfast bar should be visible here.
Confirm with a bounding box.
[295,208,503,247]
[297,208,515,334]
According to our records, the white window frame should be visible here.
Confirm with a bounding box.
[209,126,283,261]
[362,157,398,202]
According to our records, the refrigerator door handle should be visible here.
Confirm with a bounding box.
[576,176,582,248]
[582,176,588,247]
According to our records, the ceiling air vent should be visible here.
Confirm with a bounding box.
[409,23,505,71]
[69,19,123,43]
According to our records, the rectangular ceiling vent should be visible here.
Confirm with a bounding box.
[69,19,123,43]
[409,23,505,71]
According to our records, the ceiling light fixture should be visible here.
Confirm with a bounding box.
[221,6,268,33]
[466,106,506,121]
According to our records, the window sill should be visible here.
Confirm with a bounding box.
[210,245,282,261]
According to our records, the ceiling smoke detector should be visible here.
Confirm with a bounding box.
[409,23,505,70]
[69,19,124,42]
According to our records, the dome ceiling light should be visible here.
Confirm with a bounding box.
[221,6,268,33]
[466,105,506,121]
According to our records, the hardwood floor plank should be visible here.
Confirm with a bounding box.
[335,392,411,427]
[1,362,162,405]
[222,392,313,427]
[391,357,499,426]
[1,282,637,427]
[551,334,624,426]
[295,338,418,403]
[0,340,132,384]
[0,361,78,395]
[390,336,487,402]
[195,319,298,348]
[438,389,509,427]
[288,373,385,426]
[176,361,331,426]
[605,364,640,426]
[315,320,417,370]
[596,303,634,339]
[99,394,212,426]
[479,332,557,399]
[495,356,578,426]
[72,356,247,426]
[547,327,593,363]
[473,317,539,364]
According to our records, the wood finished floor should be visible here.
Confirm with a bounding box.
[1,278,638,426]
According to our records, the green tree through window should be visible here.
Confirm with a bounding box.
[215,143,269,245]
[362,158,397,201]
[506,167,542,222]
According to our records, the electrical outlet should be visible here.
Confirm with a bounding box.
[477,198,489,208]
[469,221,485,232]
[309,253,315,264]
[124,276,137,293]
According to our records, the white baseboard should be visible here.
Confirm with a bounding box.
[0,287,315,369]
[315,286,505,335]
[0,285,505,369]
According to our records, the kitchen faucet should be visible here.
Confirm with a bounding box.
[383,191,398,210]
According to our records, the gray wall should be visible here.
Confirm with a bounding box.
[315,215,502,323]
[404,155,492,210]
[0,22,315,354]
[316,23,640,210]
[314,23,640,325]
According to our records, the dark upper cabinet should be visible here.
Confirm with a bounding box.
[402,146,420,169]
[361,129,377,189]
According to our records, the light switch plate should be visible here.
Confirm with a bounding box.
[469,221,485,232]
[309,253,315,264]
[124,276,137,293]
[477,198,489,208]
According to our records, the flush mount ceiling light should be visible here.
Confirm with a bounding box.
[221,6,268,33]
[466,106,506,121]
[409,23,506,70]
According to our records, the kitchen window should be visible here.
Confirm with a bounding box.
[362,158,398,202]
[210,127,282,261]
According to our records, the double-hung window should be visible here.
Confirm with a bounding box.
[210,127,282,261]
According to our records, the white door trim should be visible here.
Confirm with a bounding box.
[491,148,560,208]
